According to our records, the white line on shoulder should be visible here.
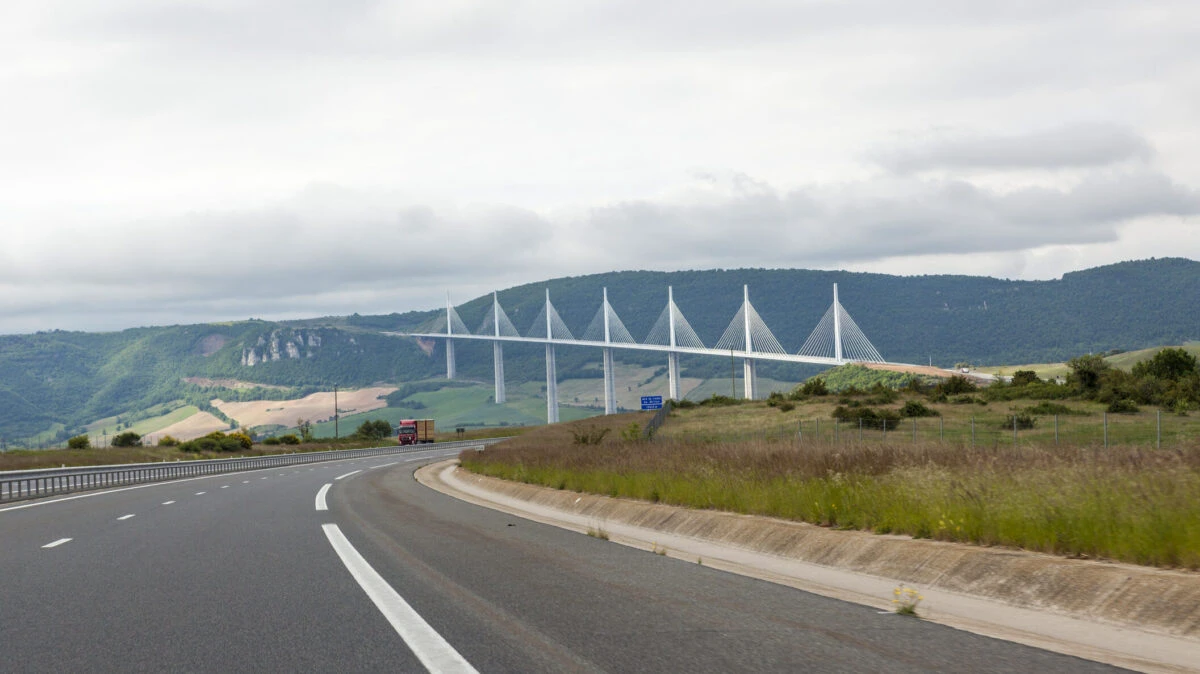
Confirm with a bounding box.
[322,524,477,673]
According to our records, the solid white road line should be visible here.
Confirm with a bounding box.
[118,514,135,521]
[195,491,206,495]
[315,483,332,511]
[334,470,360,481]
[369,461,398,470]
[221,485,230,489]
[162,501,176,505]
[42,538,72,548]
[321,524,477,674]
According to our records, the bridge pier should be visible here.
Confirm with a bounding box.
[667,352,680,401]
[446,339,456,379]
[603,347,616,414]
[493,342,505,404]
[546,344,559,423]
[743,358,757,400]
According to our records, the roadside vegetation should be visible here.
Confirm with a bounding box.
[461,350,1200,570]
[0,419,524,472]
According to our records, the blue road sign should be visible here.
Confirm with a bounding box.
[640,395,664,410]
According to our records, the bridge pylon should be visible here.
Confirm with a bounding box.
[492,292,505,404]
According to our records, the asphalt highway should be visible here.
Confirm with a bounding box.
[0,448,1125,672]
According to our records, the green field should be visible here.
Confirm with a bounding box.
[83,402,198,441]
[309,382,604,438]
[975,342,1200,380]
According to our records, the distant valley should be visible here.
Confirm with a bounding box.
[1,258,1197,447]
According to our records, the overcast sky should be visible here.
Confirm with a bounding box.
[2,1,1198,333]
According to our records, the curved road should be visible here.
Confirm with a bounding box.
[0,449,1122,672]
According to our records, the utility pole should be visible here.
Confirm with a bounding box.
[334,384,339,440]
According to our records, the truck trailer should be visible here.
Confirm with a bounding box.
[398,419,434,445]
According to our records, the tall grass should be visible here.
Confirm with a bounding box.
[461,416,1200,569]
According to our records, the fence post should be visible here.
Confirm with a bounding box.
[815,419,820,443]
[971,417,975,447]
[1054,415,1058,445]
[834,418,839,443]
[1157,410,1161,449]
[939,416,943,442]
[912,418,917,443]
[797,420,802,442]
[1013,414,1018,445]
[858,417,862,442]
[1103,412,1108,448]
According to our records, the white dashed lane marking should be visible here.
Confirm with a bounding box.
[195,492,206,496]
[42,538,72,549]
[162,501,175,505]
[335,470,360,481]
[118,514,135,521]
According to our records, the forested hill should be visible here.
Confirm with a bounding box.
[1,258,1197,440]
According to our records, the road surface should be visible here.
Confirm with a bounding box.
[0,448,1121,672]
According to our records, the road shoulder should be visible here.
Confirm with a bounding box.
[418,459,1200,673]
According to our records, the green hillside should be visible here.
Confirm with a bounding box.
[1,258,1198,444]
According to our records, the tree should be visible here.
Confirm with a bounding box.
[1011,370,1040,386]
[297,418,314,442]
[111,431,142,447]
[352,419,393,440]
[1067,354,1110,394]
[67,435,90,449]
[1132,348,1198,381]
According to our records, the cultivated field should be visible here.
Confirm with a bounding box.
[214,386,395,428]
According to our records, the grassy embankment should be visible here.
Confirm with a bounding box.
[461,404,1200,570]
[0,426,524,473]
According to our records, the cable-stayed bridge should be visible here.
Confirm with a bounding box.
[399,284,886,422]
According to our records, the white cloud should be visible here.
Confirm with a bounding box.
[1,1,1199,332]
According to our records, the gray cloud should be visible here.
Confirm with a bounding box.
[584,170,1200,265]
[876,124,1155,173]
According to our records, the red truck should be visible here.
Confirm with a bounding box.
[398,419,435,445]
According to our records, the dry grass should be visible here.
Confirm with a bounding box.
[463,412,1200,569]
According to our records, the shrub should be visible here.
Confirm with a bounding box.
[111,431,142,447]
[1000,413,1036,430]
[777,401,795,412]
[278,434,301,445]
[619,423,641,442]
[799,378,828,396]
[1023,402,1082,416]
[157,435,180,447]
[227,432,253,450]
[262,436,281,446]
[899,401,939,418]
[831,405,901,430]
[936,376,977,396]
[1107,398,1140,414]
[1011,370,1040,386]
[573,427,610,445]
[699,394,741,407]
[67,435,90,450]
[673,399,697,409]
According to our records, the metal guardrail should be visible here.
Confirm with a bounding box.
[0,438,508,504]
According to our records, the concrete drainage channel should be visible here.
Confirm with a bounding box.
[417,459,1200,673]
